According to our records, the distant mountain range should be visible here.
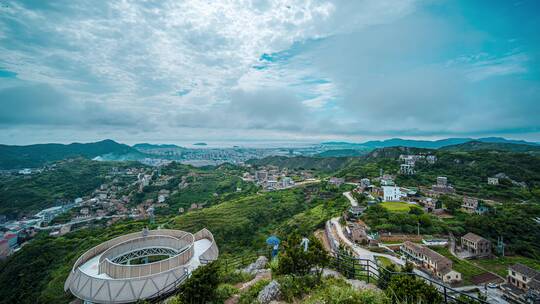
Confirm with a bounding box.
[1,137,539,169]
[322,137,539,150]
[0,139,143,169]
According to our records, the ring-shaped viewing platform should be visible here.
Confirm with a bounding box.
[64,228,218,303]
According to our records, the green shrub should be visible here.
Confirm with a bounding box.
[269,257,280,276]
[178,262,220,304]
[304,277,390,304]
[277,274,320,302]
[238,279,270,304]
[275,234,329,276]
[214,284,239,303]
[385,274,443,304]
[219,269,254,285]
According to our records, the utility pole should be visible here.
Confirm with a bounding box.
[417,221,420,236]
[497,236,505,257]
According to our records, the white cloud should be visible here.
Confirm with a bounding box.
[0,0,539,143]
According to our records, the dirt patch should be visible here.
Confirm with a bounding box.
[471,272,504,285]
[314,229,332,253]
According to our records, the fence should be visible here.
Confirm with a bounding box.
[151,249,489,304]
[331,251,489,304]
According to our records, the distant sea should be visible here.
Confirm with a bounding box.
[173,141,317,149]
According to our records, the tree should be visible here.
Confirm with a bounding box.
[385,274,443,304]
[408,207,423,215]
[440,195,461,214]
[178,261,220,304]
[377,264,397,290]
[276,234,329,277]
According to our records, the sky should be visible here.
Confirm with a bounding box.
[1,0,540,145]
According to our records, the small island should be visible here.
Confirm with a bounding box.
[193,142,207,146]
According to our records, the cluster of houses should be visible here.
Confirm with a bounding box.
[243,166,314,191]
[354,174,453,213]
[398,154,437,176]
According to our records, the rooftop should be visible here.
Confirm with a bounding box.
[403,241,450,264]
[462,232,489,243]
[509,263,540,279]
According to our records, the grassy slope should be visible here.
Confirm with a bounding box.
[472,256,540,278]
[380,201,413,212]
[171,186,344,254]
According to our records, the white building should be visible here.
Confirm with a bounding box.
[36,206,64,223]
[360,178,371,188]
[400,164,414,175]
[18,168,32,175]
[281,177,294,188]
[382,186,401,202]
[487,177,499,185]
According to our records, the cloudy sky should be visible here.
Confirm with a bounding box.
[1,0,539,145]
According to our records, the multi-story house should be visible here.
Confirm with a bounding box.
[329,177,345,187]
[461,232,491,258]
[487,177,499,185]
[462,197,479,214]
[382,186,401,202]
[401,241,462,284]
[432,176,455,194]
[462,197,489,215]
[400,164,414,175]
[502,264,540,304]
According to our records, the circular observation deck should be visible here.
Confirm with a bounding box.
[64,228,218,303]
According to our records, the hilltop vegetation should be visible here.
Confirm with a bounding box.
[171,184,346,253]
[134,163,259,216]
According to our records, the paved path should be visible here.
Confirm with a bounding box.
[343,191,358,207]
[454,285,509,304]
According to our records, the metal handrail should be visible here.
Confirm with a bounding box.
[147,269,190,303]
[331,253,489,304]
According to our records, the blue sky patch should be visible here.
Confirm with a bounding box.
[0,69,17,78]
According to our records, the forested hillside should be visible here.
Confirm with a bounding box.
[0,184,347,304]
[0,139,143,169]
[0,159,144,218]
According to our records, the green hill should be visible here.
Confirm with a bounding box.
[440,140,540,153]
[0,139,144,169]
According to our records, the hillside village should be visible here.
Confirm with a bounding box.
[0,145,539,304]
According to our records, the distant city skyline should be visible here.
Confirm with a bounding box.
[1,0,540,144]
